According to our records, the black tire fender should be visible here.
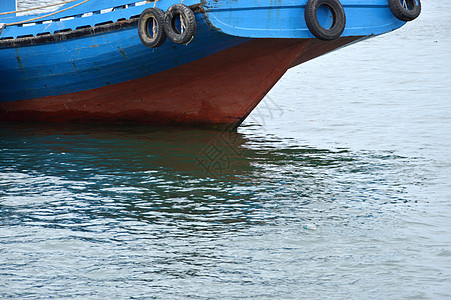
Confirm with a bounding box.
[164,4,197,45]
[388,0,421,22]
[305,0,346,41]
[138,8,167,48]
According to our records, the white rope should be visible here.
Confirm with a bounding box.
[5,0,91,27]
[180,15,185,34]
[402,0,408,10]
[0,0,80,16]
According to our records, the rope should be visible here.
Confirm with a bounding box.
[0,0,79,16]
[5,0,91,27]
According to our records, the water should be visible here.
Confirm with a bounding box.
[2,1,450,299]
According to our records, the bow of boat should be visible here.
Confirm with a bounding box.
[0,0,421,127]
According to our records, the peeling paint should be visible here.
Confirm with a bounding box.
[15,48,23,68]
[118,47,127,58]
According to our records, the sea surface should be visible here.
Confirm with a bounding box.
[2,1,450,299]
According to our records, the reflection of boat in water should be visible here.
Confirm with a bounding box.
[1,121,360,186]
[1,122,251,177]
[0,0,420,128]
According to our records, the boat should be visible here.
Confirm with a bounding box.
[0,0,421,128]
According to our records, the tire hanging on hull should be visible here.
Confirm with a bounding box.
[388,0,421,21]
[138,8,167,48]
[304,0,346,41]
[164,4,197,45]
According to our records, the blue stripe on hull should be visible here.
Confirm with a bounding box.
[0,0,407,104]
[0,15,248,102]
[202,0,405,38]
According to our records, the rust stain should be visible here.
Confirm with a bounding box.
[15,48,23,68]
[118,47,127,58]
[89,44,99,48]
[16,56,23,68]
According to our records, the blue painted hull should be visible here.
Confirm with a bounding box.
[0,0,411,125]
[1,1,250,102]
[0,14,247,102]
[0,0,15,15]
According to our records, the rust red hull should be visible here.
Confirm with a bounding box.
[0,37,360,128]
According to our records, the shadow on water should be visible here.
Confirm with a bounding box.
[0,122,414,237]
[0,121,356,178]
[0,122,251,177]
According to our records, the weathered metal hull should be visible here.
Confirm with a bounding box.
[0,37,361,127]
[0,0,407,126]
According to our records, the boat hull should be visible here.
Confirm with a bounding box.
[0,0,408,127]
[0,36,361,127]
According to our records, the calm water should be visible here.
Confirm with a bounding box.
[2,1,450,299]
